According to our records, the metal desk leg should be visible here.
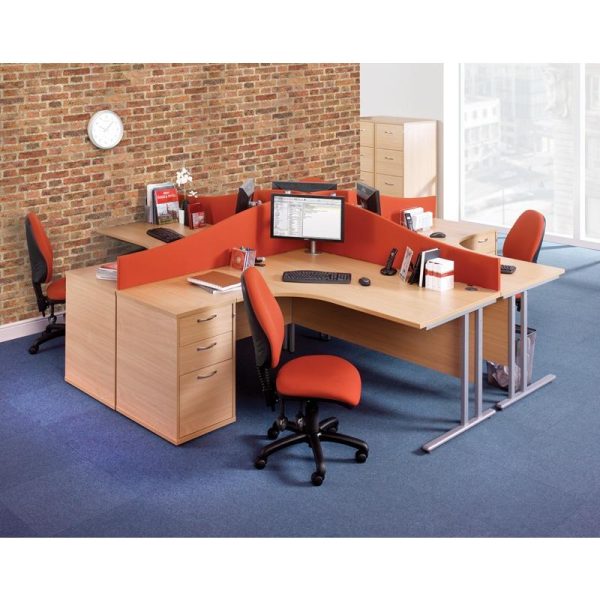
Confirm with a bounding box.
[496,291,556,410]
[422,309,495,452]
[287,323,296,353]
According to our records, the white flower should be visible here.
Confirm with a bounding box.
[176,167,193,186]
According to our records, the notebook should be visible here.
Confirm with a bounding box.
[187,270,241,291]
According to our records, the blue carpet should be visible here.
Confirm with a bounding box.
[1,242,599,537]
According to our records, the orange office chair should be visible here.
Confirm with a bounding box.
[503,209,546,263]
[25,213,66,354]
[502,209,546,311]
[241,267,368,486]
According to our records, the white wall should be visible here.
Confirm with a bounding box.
[360,63,446,214]
[360,63,443,120]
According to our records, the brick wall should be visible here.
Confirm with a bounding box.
[0,63,360,325]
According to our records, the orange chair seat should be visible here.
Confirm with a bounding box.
[46,277,66,302]
[276,355,361,407]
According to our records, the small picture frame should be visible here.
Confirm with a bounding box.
[399,246,413,282]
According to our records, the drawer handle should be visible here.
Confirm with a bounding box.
[384,130,394,134]
[477,238,489,243]
[197,314,217,323]
[384,182,394,186]
[197,342,217,351]
[384,156,394,160]
[197,370,218,380]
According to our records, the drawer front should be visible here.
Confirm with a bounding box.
[375,148,404,177]
[461,231,497,255]
[360,147,374,172]
[375,123,404,150]
[359,171,375,187]
[375,173,405,197]
[179,305,232,346]
[359,121,374,147]
[179,359,234,438]
[179,331,233,375]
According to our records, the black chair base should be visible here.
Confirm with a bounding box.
[255,400,368,486]
[29,322,65,354]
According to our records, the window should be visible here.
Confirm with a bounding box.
[462,64,578,238]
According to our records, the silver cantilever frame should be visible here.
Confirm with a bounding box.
[495,291,556,410]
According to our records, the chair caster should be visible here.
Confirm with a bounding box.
[311,472,325,486]
[267,426,279,440]
[355,450,368,463]
[255,457,267,470]
[28,344,39,355]
[325,425,338,434]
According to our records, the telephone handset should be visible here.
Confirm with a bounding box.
[380,247,398,276]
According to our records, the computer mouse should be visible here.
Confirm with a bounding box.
[359,277,371,287]
[430,231,446,239]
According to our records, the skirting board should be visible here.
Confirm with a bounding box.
[0,312,66,343]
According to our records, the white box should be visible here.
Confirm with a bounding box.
[425,258,454,291]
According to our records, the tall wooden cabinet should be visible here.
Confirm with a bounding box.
[360,116,437,198]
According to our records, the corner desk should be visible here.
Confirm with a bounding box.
[66,210,563,451]
[97,221,204,249]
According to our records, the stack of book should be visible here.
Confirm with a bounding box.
[402,207,433,231]
[146,183,180,224]
[186,270,242,294]
[96,261,118,280]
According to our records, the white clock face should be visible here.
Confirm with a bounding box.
[88,110,124,149]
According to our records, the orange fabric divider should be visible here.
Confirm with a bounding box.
[319,204,500,291]
[117,204,303,290]
[191,194,237,224]
[118,201,499,291]
[379,195,437,225]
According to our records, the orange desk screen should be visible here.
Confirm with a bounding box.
[117,202,500,291]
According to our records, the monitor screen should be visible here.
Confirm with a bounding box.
[357,182,381,215]
[271,194,344,242]
[235,178,255,213]
[272,180,337,193]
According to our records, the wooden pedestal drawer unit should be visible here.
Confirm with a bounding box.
[116,295,236,445]
[360,116,437,198]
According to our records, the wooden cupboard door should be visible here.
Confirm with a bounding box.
[460,231,497,255]
[179,305,233,346]
[179,359,234,438]
[375,123,404,150]
[359,120,374,147]
[178,332,233,375]
[375,173,405,197]
[359,171,375,187]
[375,148,404,177]
[360,146,374,172]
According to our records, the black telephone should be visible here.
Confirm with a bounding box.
[380,247,398,276]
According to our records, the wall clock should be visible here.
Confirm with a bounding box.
[87,110,124,149]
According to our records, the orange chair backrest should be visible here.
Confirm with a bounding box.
[503,210,546,263]
[241,267,285,368]
[25,212,53,283]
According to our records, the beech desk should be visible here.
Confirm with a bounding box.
[67,214,563,451]
[97,221,205,249]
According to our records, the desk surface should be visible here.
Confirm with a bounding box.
[117,250,500,330]
[97,221,205,248]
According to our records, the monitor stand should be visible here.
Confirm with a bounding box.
[305,240,321,255]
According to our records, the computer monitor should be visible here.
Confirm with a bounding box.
[235,178,256,213]
[357,182,381,215]
[271,193,344,255]
[272,180,337,193]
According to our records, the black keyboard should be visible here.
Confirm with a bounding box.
[282,270,351,284]
[147,227,184,243]
[501,264,517,274]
